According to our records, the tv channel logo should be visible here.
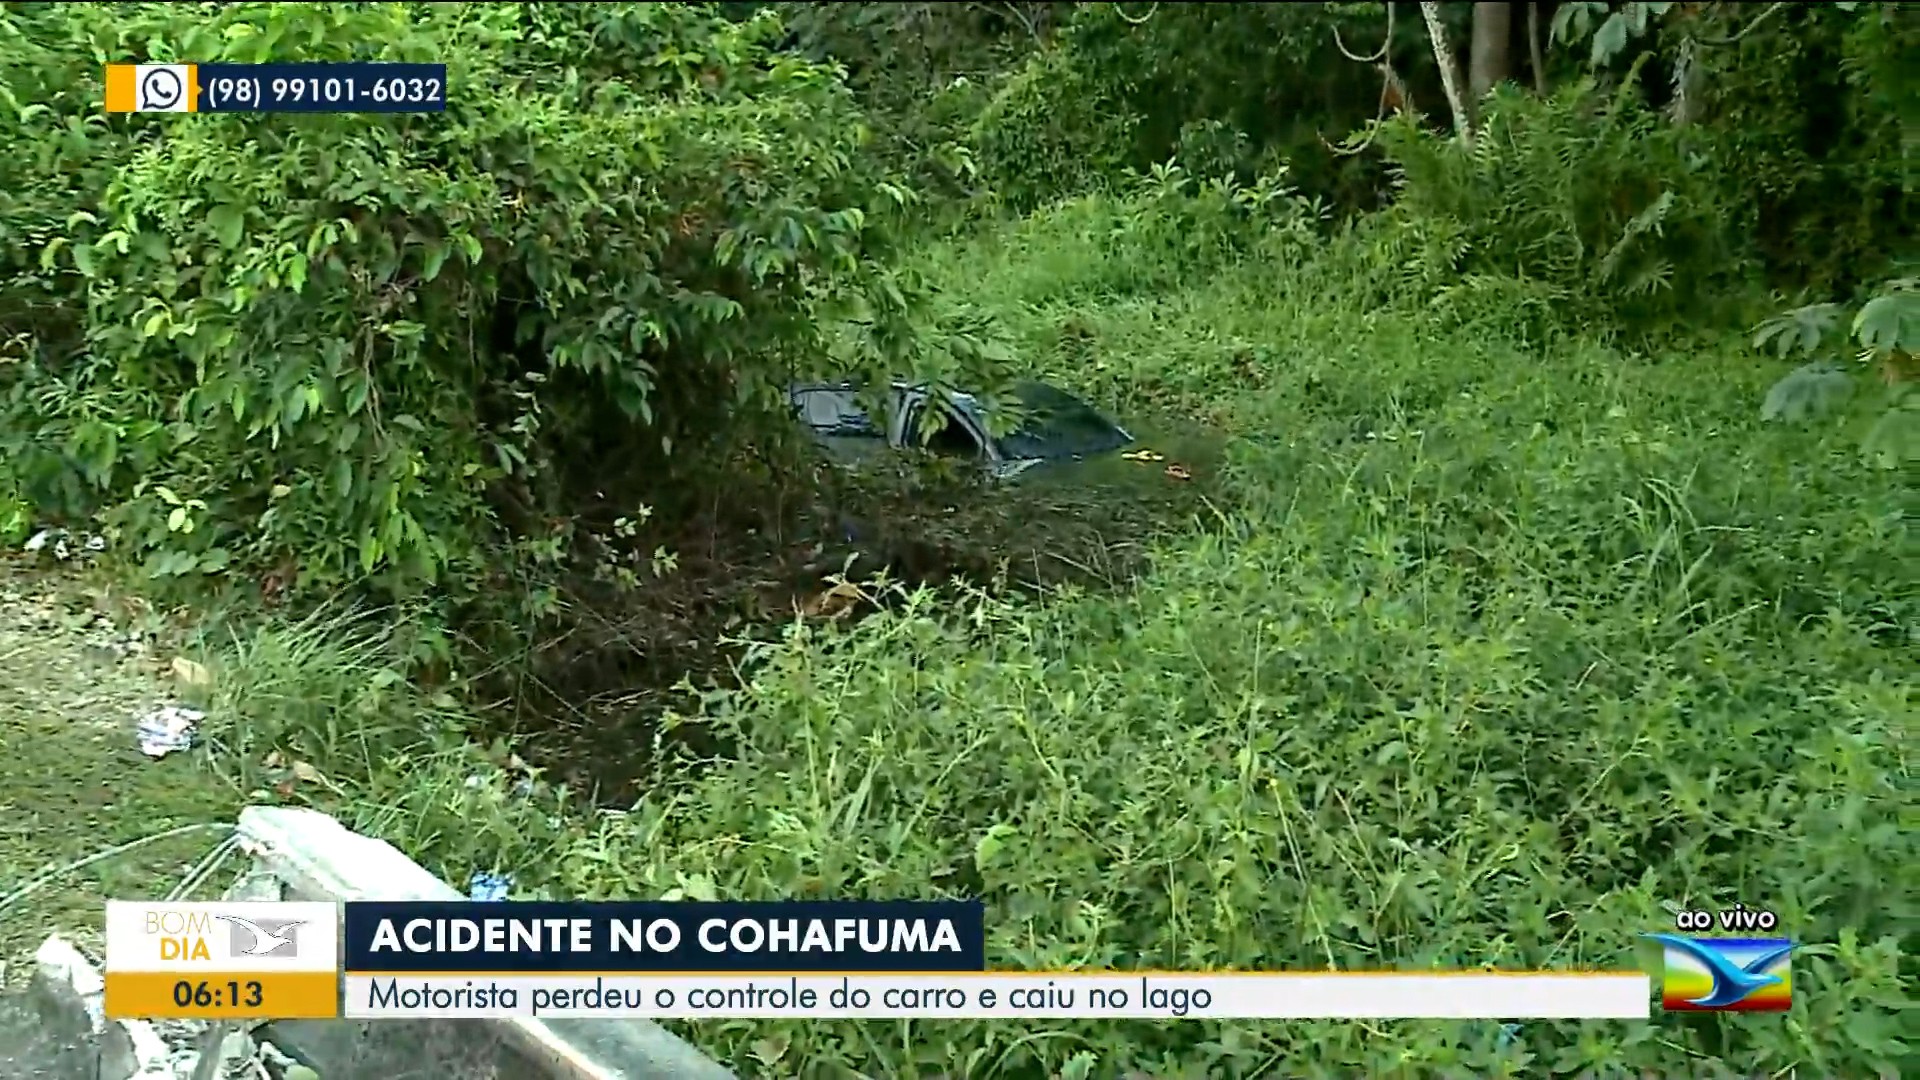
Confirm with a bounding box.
[106,901,339,970]
[1645,933,1793,1012]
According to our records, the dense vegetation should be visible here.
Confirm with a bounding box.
[1,2,1911,1077]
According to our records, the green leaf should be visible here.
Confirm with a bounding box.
[1761,363,1853,423]
[1551,2,1607,44]
[1860,396,1920,467]
[1753,303,1843,358]
[330,455,354,501]
[973,823,1016,871]
[422,241,450,282]
[1591,12,1632,66]
[1851,292,1920,354]
[288,252,309,292]
[210,205,245,250]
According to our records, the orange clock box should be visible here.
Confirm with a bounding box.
[104,970,340,1020]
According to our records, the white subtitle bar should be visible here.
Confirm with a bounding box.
[345,972,1650,1020]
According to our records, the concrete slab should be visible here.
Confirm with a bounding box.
[233,806,734,1080]
[25,934,175,1080]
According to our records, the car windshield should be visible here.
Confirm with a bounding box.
[994,382,1132,460]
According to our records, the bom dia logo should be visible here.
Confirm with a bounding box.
[1646,903,1792,1012]
[145,906,311,963]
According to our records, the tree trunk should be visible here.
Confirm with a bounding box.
[1470,2,1514,98]
[1419,1,1475,143]
[1670,36,1704,125]
[1528,2,1548,93]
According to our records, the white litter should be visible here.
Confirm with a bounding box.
[23,527,105,561]
[135,706,205,759]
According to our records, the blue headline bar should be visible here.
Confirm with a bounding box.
[343,901,987,973]
[197,63,445,113]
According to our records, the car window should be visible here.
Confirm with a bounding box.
[995,382,1131,460]
[794,387,878,437]
[906,401,984,458]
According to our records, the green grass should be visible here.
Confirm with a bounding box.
[0,573,577,976]
[0,561,240,971]
[533,203,1909,1076]
[1,189,1908,1077]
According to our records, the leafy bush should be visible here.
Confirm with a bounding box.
[1551,1,1910,292]
[0,1,948,612]
[776,1,1060,210]
[1759,276,1920,466]
[972,3,1393,214]
[0,4,150,515]
[1372,73,1753,338]
[970,43,1138,212]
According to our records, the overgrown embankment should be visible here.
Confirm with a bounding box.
[1,4,1911,1078]
[562,203,1908,1075]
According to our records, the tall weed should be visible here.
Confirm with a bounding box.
[538,239,1908,1075]
[188,605,577,886]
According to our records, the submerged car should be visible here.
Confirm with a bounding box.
[789,378,1162,482]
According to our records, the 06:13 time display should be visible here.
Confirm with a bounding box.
[172,978,263,1009]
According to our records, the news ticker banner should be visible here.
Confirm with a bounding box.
[350,972,1648,1021]
[106,899,1682,1021]
[104,62,445,113]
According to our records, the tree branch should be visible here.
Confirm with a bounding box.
[981,1,1041,43]
[1114,2,1159,27]
[1420,1,1475,142]
[1695,1,1790,46]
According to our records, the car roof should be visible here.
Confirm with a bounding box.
[789,378,1076,403]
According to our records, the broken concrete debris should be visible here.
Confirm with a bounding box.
[19,933,315,1079]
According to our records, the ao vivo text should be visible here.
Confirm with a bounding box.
[1672,902,1780,933]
